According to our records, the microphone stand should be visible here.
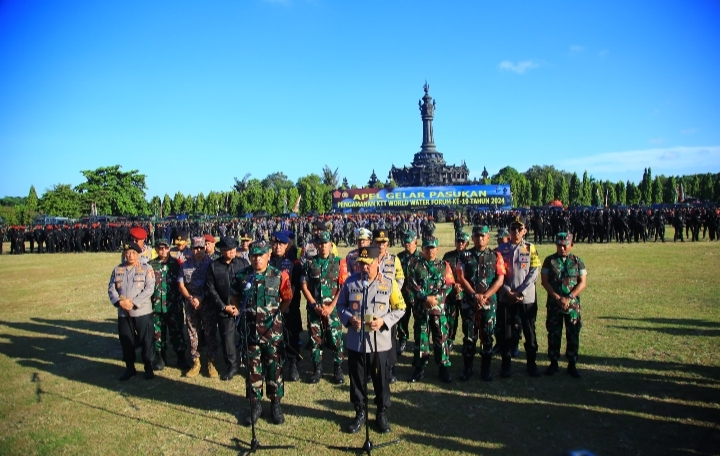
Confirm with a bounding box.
[235,276,295,455]
[329,273,401,455]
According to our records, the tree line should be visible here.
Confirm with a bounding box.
[1,164,718,225]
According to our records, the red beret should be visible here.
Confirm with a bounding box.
[203,234,215,244]
[129,227,147,240]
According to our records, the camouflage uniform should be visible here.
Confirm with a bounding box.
[396,247,421,345]
[542,252,587,363]
[180,254,216,362]
[302,253,347,364]
[441,247,465,346]
[404,254,454,369]
[231,264,292,400]
[149,255,186,354]
[459,246,505,358]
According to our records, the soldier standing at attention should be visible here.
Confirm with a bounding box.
[178,237,217,378]
[149,238,189,372]
[301,230,349,384]
[540,232,587,378]
[108,242,156,380]
[404,236,454,384]
[455,225,505,381]
[337,246,407,434]
[496,217,542,378]
[396,230,421,357]
[230,240,293,425]
[206,236,249,381]
[441,230,470,353]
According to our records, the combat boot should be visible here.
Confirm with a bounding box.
[333,362,345,384]
[144,361,155,380]
[526,352,541,377]
[175,350,190,370]
[545,360,559,376]
[287,358,300,382]
[439,365,452,383]
[408,366,425,383]
[500,356,512,378]
[567,361,582,379]
[346,405,366,434]
[376,406,390,433]
[151,351,165,371]
[309,362,323,384]
[480,354,493,381]
[207,359,219,379]
[244,400,263,426]
[270,398,285,425]
[185,358,201,378]
[118,364,136,381]
[459,356,474,381]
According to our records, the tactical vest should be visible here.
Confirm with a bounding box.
[462,248,497,307]
[380,252,398,279]
[307,254,340,302]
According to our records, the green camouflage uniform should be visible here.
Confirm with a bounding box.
[231,264,285,400]
[302,254,344,364]
[396,248,421,343]
[460,247,500,357]
[441,249,464,344]
[149,255,186,353]
[542,253,587,363]
[405,257,452,368]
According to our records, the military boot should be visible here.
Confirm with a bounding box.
[287,358,300,382]
[567,361,581,379]
[439,365,452,383]
[545,360,559,376]
[185,358,201,378]
[459,356,474,381]
[526,352,541,377]
[480,354,493,381]
[376,406,390,433]
[144,361,155,380]
[118,363,136,381]
[500,356,512,378]
[346,405,366,434]
[408,366,425,383]
[270,398,285,425]
[176,350,190,370]
[244,400,262,426]
[207,359,219,379]
[309,362,323,384]
[151,351,165,371]
[333,362,345,384]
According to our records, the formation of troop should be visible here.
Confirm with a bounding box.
[106,214,588,435]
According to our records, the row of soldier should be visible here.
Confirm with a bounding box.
[108,217,587,433]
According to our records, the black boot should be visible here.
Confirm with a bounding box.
[309,362,322,384]
[176,350,190,370]
[500,356,512,378]
[346,405,366,434]
[459,356,473,381]
[287,358,300,382]
[567,361,581,378]
[152,350,165,371]
[480,354,492,381]
[270,398,285,424]
[545,360,559,376]
[144,361,155,380]
[526,353,541,377]
[408,366,425,383]
[221,365,238,381]
[118,364,136,381]
[389,365,397,384]
[244,400,262,426]
[333,362,345,384]
[376,406,390,433]
[439,365,452,383]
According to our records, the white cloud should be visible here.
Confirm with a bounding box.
[570,45,585,54]
[648,137,665,145]
[681,128,699,135]
[498,60,540,74]
[557,146,720,175]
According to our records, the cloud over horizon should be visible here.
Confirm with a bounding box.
[498,60,540,74]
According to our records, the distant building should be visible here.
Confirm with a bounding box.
[388,83,471,187]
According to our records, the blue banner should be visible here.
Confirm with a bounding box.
[331,185,512,210]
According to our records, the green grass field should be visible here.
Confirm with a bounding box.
[1,225,719,455]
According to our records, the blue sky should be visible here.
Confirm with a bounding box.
[1,0,719,199]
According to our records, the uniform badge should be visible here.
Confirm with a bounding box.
[354,294,362,301]
[352,302,359,310]
[378,304,385,311]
